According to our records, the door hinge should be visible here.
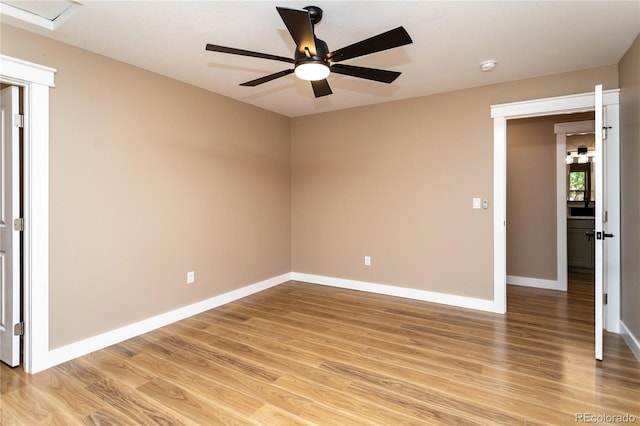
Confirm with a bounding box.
[604,293,608,305]
[603,126,611,140]
[14,322,24,336]
[13,114,24,128]
[13,218,24,232]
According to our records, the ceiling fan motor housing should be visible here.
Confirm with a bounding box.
[295,37,329,66]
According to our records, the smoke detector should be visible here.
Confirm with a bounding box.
[480,60,497,72]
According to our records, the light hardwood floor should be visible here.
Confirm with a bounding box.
[2,275,639,425]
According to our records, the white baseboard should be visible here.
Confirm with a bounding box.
[38,271,637,373]
[42,273,292,372]
[507,275,566,291]
[620,321,640,363]
[291,272,501,313]
[37,271,637,372]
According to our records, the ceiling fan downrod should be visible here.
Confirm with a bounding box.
[303,6,323,26]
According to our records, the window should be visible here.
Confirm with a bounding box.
[568,163,591,201]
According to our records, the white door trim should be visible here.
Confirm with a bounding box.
[0,54,55,373]
[555,129,569,292]
[491,89,620,321]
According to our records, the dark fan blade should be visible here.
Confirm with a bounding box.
[206,44,294,64]
[326,27,412,63]
[240,69,294,87]
[330,64,401,84]
[311,79,332,97]
[276,7,317,56]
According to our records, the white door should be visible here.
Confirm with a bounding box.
[594,84,607,361]
[0,86,21,367]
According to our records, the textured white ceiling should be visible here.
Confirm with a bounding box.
[2,1,639,117]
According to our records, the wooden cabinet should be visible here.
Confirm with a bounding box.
[567,219,595,273]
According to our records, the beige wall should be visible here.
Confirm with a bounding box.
[619,34,640,341]
[506,116,559,280]
[0,21,626,351]
[506,113,593,280]
[0,24,292,348]
[292,66,618,300]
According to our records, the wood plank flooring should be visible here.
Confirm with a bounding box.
[2,274,639,425]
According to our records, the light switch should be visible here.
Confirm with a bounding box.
[473,198,481,209]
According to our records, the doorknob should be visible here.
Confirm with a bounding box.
[585,231,594,241]
[595,231,615,240]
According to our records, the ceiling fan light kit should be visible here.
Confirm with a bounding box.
[205,5,413,97]
[295,62,330,81]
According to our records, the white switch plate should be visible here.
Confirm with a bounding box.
[187,271,195,284]
[364,256,372,266]
[473,198,481,209]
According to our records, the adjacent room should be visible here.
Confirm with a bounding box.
[1,1,639,424]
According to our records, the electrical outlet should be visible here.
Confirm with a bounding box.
[364,256,372,266]
[187,271,195,284]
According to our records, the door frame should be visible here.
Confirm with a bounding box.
[491,89,620,334]
[0,54,55,373]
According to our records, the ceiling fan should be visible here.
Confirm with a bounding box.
[205,5,413,97]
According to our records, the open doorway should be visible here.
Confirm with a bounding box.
[505,113,598,336]
[491,88,621,360]
[565,129,596,278]
[1,55,55,373]
[505,112,594,292]
[0,84,24,368]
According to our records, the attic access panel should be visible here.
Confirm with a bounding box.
[0,0,81,30]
